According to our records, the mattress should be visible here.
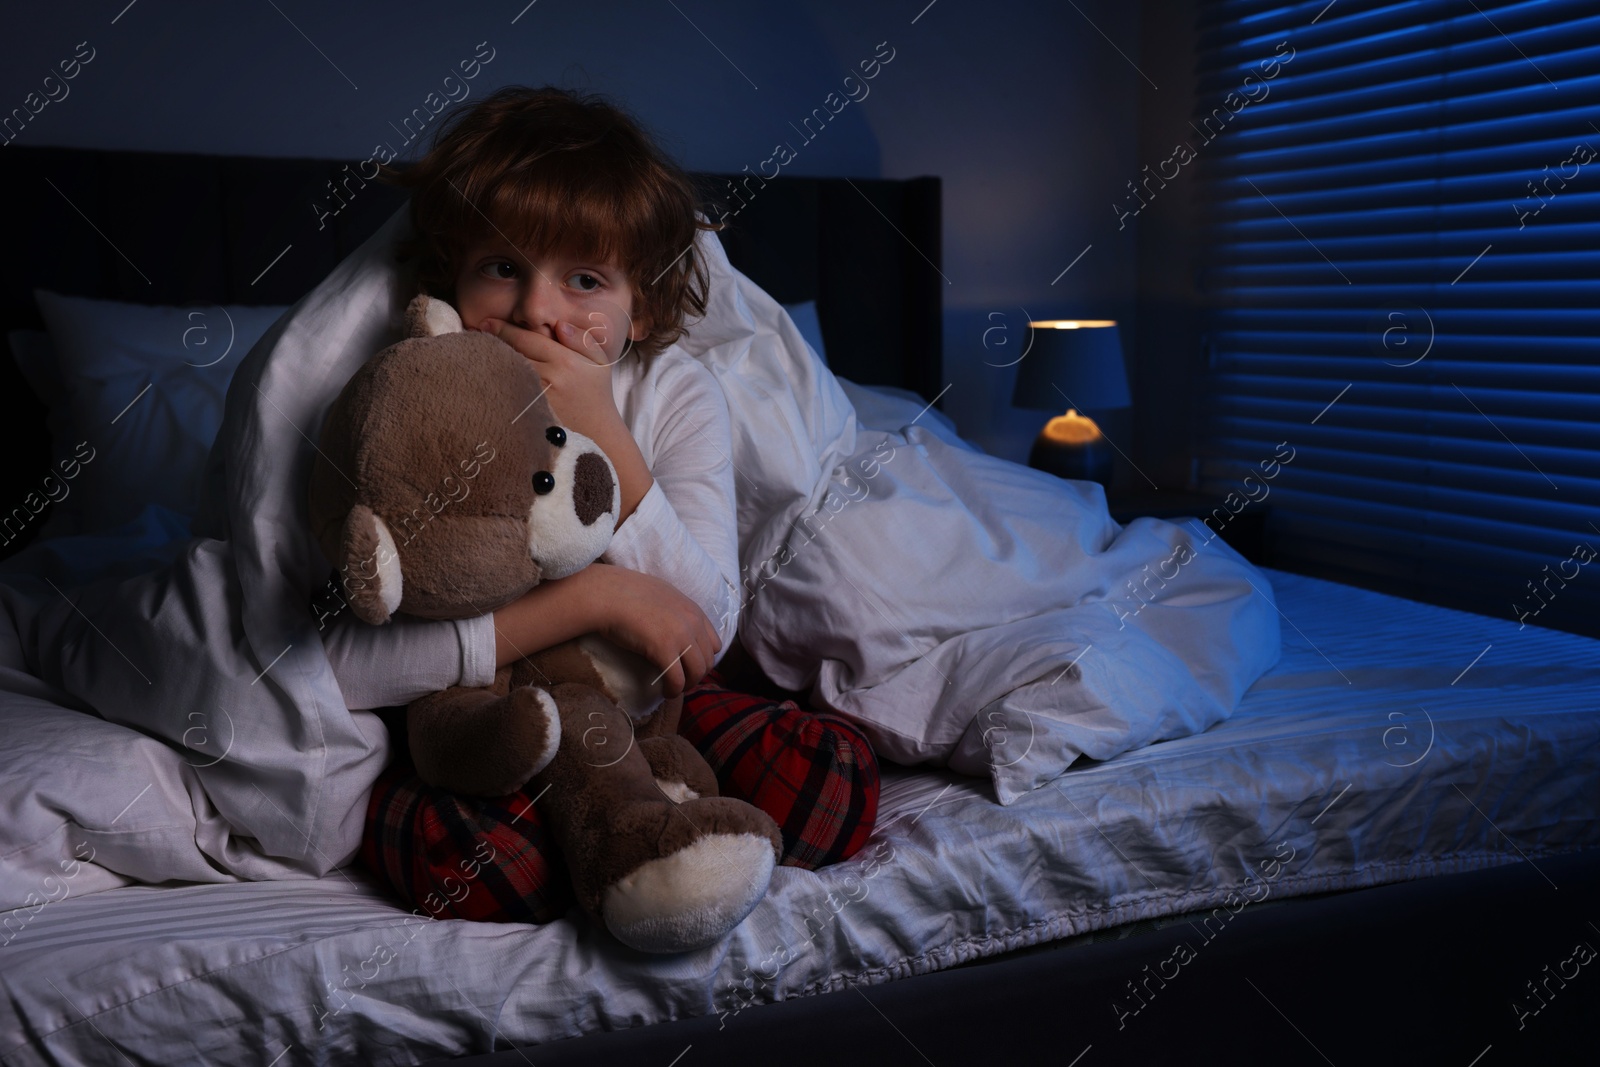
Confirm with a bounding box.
[2,566,1597,1065]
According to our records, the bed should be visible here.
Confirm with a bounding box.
[2,147,1597,1066]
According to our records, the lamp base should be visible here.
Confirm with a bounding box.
[1028,431,1112,485]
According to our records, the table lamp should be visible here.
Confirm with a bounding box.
[1011,319,1130,485]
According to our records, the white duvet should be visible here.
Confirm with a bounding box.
[0,205,1278,910]
[737,422,1281,801]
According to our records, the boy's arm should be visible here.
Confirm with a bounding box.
[584,416,654,528]
[322,562,718,707]
[320,610,496,711]
[598,355,741,657]
[489,562,720,695]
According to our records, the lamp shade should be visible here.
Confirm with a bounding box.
[1011,320,1131,412]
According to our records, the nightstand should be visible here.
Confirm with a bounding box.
[1105,489,1267,565]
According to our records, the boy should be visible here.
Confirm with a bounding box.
[324,86,878,923]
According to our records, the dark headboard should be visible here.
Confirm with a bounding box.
[0,146,941,557]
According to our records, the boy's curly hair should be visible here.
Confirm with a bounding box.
[386,85,723,359]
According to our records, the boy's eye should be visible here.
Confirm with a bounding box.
[568,272,601,292]
[484,261,518,280]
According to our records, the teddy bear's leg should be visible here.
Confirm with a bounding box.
[601,793,779,953]
[408,674,562,798]
[638,735,720,802]
[532,683,781,953]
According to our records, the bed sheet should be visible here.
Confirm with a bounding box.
[2,566,1597,1065]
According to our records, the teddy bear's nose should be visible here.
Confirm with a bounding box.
[573,452,614,526]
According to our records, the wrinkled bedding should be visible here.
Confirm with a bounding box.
[738,421,1281,802]
[2,567,1596,1065]
[0,204,1277,908]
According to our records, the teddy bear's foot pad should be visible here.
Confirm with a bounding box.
[602,832,776,953]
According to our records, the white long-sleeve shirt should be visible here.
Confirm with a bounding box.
[320,346,740,710]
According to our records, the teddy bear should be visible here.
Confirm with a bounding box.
[308,293,782,953]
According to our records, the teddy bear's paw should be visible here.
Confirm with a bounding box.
[602,830,777,954]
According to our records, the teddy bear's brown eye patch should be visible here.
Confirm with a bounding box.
[532,471,556,495]
[546,426,567,447]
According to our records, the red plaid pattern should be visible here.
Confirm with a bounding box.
[359,763,571,923]
[359,671,880,922]
[677,672,880,871]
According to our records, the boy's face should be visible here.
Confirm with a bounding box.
[453,234,648,364]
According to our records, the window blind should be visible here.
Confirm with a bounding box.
[1193,0,1600,638]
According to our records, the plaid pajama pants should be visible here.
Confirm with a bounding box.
[359,668,880,923]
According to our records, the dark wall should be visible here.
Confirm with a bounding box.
[1,0,1143,463]
[1134,0,1205,491]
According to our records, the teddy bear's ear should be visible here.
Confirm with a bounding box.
[403,294,464,339]
[338,504,404,624]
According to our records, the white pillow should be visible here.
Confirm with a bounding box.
[23,293,289,538]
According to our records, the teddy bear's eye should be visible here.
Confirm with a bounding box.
[546,426,567,447]
[532,471,556,495]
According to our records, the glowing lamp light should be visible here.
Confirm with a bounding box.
[1042,408,1103,445]
[1011,319,1129,485]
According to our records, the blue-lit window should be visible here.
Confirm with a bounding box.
[1194,0,1600,637]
